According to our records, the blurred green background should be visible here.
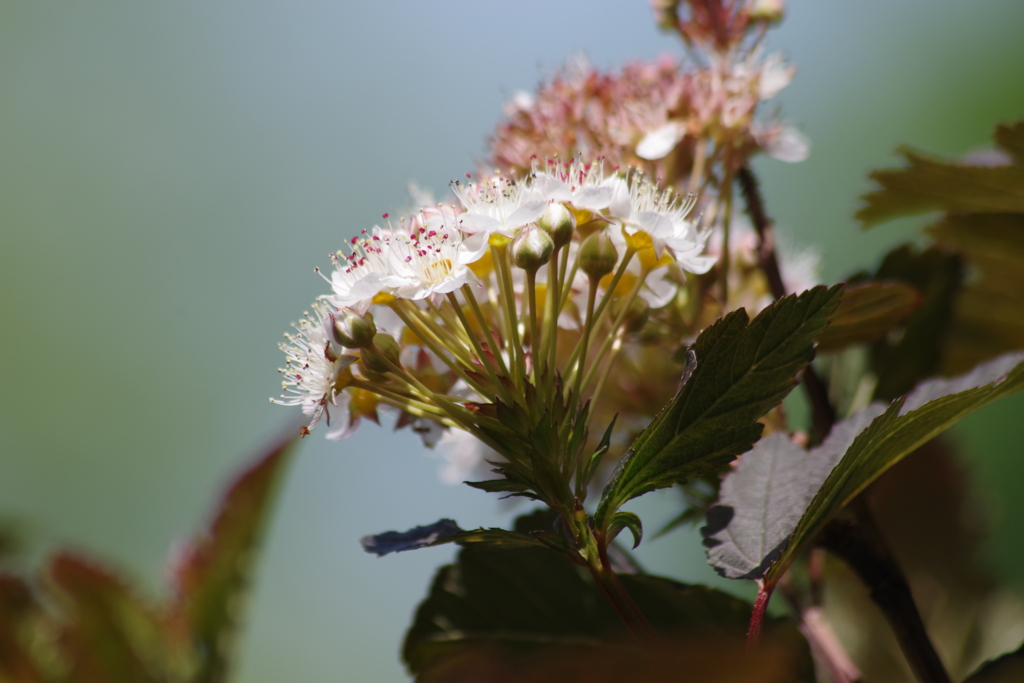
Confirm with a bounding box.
[1,1,1022,681]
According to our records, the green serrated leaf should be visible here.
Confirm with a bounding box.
[857,146,1024,228]
[817,281,921,352]
[595,285,843,530]
[167,435,296,683]
[763,351,1024,589]
[607,512,643,549]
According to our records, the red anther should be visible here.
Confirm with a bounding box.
[351,236,358,244]
[382,213,389,218]
[405,256,412,262]
[465,173,471,178]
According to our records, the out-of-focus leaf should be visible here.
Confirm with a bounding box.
[595,286,842,532]
[702,406,884,580]
[0,574,47,683]
[410,637,807,683]
[816,282,921,352]
[167,436,296,683]
[870,245,963,400]
[48,553,167,683]
[856,147,1024,227]
[764,352,1024,588]
[361,520,550,556]
[963,640,1024,683]
[993,121,1024,167]
[403,542,792,679]
[927,212,1024,374]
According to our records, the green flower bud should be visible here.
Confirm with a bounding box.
[513,226,555,272]
[611,296,650,334]
[361,333,402,374]
[537,202,576,249]
[579,231,618,281]
[333,310,376,349]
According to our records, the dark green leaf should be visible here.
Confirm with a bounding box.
[870,245,963,400]
[857,146,1024,227]
[596,286,843,530]
[167,435,296,683]
[403,543,771,677]
[464,478,531,494]
[764,351,1024,588]
[362,517,553,556]
[361,519,464,556]
[816,281,921,352]
[607,512,643,549]
[963,639,1024,683]
[703,407,884,580]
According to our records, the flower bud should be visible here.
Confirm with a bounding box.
[749,0,784,23]
[361,333,402,374]
[537,202,576,249]
[579,231,618,281]
[333,310,376,349]
[611,296,650,334]
[513,226,555,272]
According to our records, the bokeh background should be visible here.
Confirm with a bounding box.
[2,1,1023,681]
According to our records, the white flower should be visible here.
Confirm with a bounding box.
[450,174,546,238]
[531,158,618,211]
[386,208,485,300]
[272,302,357,433]
[323,226,395,314]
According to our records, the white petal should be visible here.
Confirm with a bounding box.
[678,254,718,275]
[767,126,810,163]
[759,54,795,100]
[573,184,614,211]
[634,211,674,238]
[506,200,547,229]
[636,121,686,161]
[639,272,676,309]
[458,232,489,265]
[457,213,503,235]
[532,174,573,203]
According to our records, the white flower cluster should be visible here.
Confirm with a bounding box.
[273,159,717,479]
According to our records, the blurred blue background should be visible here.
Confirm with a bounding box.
[1,1,1023,680]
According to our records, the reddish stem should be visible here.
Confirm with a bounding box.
[746,580,773,650]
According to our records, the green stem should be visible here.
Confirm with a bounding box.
[526,269,541,385]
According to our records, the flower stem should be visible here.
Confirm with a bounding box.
[589,539,658,643]
[461,284,511,378]
[526,269,541,385]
